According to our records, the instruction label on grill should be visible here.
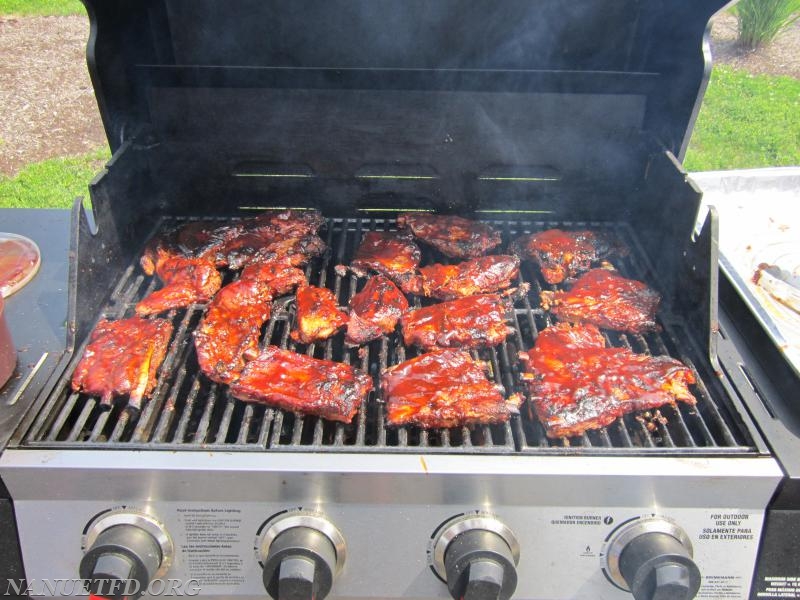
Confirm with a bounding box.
[699,513,755,542]
[176,508,246,586]
[755,578,800,598]
[697,575,746,599]
[550,514,604,526]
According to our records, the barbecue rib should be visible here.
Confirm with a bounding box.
[230,346,373,423]
[382,349,523,428]
[195,259,306,384]
[72,317,173,409]
[140,221,215,276]
[540,268,660,333]
[135,250,222,316]
[509,229,618,284]
[519,323,696,438]
[290,285,348,344]
[349,231,421,292]
[202,209,325,269]
[415,255,520,300]
[397,213,502,259]
[345,275,409,345]
[402,294,514,349]
[142,210,325,272]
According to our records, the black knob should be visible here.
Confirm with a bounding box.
[79,524,162,600]
[444,529,517,600]
[619,532,701,600]
[262,527,337,600]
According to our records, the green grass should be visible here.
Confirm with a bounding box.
[0,0,85,16]
[684,66,800,171]
[0,148,109,208]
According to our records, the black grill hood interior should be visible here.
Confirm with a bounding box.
[81,0,726,213]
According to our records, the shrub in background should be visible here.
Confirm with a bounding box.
[735,0,800,49]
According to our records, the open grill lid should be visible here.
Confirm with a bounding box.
[82,0,725,211]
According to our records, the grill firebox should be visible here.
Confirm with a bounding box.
[22,215,754,455]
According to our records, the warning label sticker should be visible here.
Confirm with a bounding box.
[697,575,745,599]
[755,577,800,598]
[699,513,755,542]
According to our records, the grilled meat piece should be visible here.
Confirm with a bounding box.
[402,294,514,350]
[541,268,660,333]
[195,259,306,384]
[349,231,421,292]
[397,213,502,259]
[141,210,324,273]
[520,323,696,438]
[72,317,173,408]
[382,349,523,428]
[510,229,618,284]
[290,285,348,344]
[416,255,520,300]
[203,210,326,269]
[345,275,409,345]
[136,250,222,316]
[230,346,373,423]
[250,234,327,268]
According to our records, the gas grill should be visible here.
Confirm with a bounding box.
[1,1,799,599]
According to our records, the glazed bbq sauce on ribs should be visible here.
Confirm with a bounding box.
[135,250,222,316]
[401,293,515,350]
[397,213,502,259]
[382,349,523,428]
[541,268,661,334]
[345,275,409,345]
[414,255,521,300]
[72,316,174,409]
[290,285,348,345]
[230,346,373,423]
[347,230,422,293]
[519,322,696,439]
[194,259,307,385]
[510,228,619,284]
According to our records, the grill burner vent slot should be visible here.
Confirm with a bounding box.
[23,217,754,455]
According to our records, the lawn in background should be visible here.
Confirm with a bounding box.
[0,0,84,16]
[684,66,800,171]
[0,148,108,208]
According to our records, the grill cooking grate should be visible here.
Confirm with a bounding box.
[23,216,754,454]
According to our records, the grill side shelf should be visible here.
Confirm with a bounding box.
[21,216,757,455]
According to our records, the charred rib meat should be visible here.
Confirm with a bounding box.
[345,275,409,345]
[195,259,306,384]
[397,213,501,259]
[230,346,373,423]
[520,323,696,438]
[72,317,173,408]
[349,231,421,292]
[290,285,348,344]
[201,209,325,269]
[510,229,618,284]
[135,251,222,316]
[402,294,514,350]
[540,268,660,333]
[415,255,520,300]
[382,349,522,428]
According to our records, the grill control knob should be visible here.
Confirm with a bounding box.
[429,513,520,600]
[257,510,346,600]
[80,510,173,600]
[604,518,701,600]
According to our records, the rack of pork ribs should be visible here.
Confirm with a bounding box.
[72,213,698,438]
